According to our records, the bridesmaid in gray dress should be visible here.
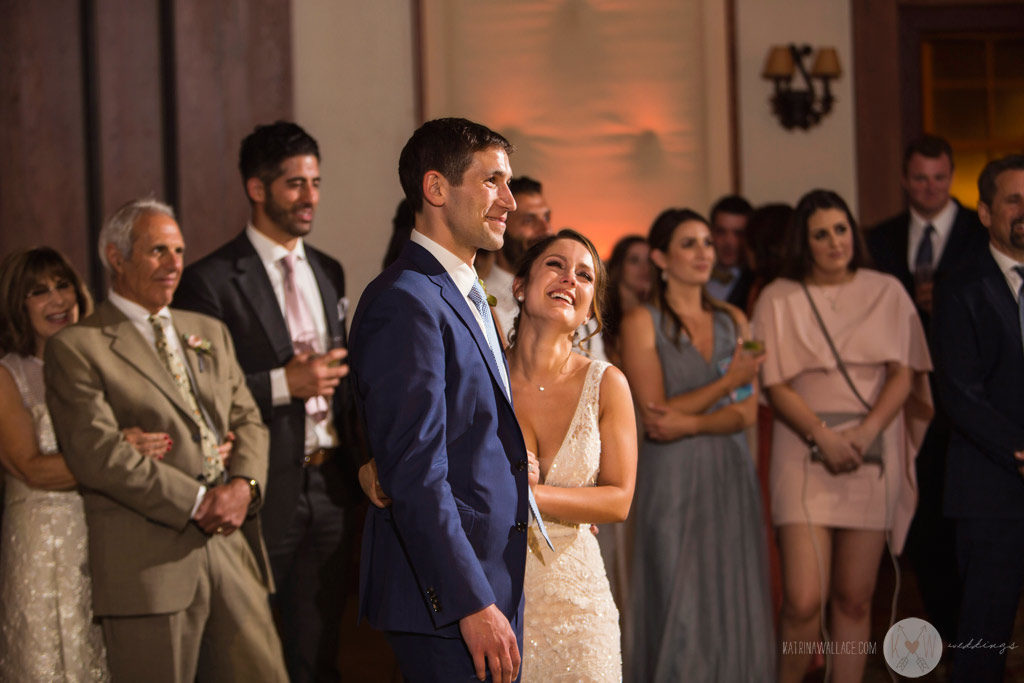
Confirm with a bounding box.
[621,209,774,681]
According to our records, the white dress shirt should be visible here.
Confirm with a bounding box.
[482,264,517,345]
[989,244,1024,303]
[246,225,338,454]
[907,199,957,271]
[410,229,489,336]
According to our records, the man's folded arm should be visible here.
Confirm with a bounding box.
[44,332,203,529]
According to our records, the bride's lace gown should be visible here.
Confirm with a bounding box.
[523,360,621,682]
[0,353,109,682]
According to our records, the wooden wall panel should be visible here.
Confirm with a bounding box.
[0,0,293,295]
[173,0,292,263]
[852,0,903,227]
[853,0,1024,227]
[93,0,166,220]
[0,1,91,278]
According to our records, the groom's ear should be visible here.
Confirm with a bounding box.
[422,171,446,208]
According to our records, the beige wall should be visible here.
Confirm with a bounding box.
[291,1,860,307]
[292,0,417,313]
[735,0,858,214]
[419,0,734,258]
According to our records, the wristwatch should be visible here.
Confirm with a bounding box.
[232,476,261,512]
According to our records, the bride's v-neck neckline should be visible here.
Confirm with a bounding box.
[540,361,599,483]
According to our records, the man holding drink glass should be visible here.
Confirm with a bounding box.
[175,121,364,683]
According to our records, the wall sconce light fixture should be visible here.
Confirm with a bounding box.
[762,44,841,130]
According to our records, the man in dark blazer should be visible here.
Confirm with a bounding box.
[175,122,362,683]
[45,199,287,682]
[867,135,986,640]
[933,154,1024,682]
[349,118,529,683]
[706,194,755,308]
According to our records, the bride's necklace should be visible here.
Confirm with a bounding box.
[522,348,574,392]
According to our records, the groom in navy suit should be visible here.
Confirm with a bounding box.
[933,154,1024,682]
[349,118,529,682]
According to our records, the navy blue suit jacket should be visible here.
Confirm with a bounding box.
[933,249,1024,518]
[349,241,529,637]
[868,200,986,331]
[174,232,363,549]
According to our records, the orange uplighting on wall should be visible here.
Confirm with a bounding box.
[418,0,733,258]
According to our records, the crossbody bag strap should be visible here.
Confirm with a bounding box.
[800,281,872,412]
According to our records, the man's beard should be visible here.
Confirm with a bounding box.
[265,194,313,237]
[1010,217,1024,250]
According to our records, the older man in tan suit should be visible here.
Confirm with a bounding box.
[44,199,287,682]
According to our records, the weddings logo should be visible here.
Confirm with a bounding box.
[883,617,942,678]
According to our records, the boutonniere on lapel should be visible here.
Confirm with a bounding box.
[183,334,213,372]
[478,278,497,307]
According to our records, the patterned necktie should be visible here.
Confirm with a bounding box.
[468,280,510,400]
[467,280,553,550]
[148,315,224,485]
[915,224,936,271]
[279,254,329,422]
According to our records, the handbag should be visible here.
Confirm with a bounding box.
[801,283,883,465]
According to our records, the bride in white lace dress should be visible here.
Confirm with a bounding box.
[506,230,637,683]
[0,248,173,682]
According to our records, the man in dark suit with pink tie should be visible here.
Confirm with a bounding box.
[175,122,363,683]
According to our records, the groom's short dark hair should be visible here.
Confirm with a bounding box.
[398,118,513,212]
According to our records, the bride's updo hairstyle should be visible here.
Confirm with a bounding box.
[508,228,607,348]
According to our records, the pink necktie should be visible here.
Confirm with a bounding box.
[280,254,329,422]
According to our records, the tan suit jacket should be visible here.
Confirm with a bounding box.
[44,300,270,617]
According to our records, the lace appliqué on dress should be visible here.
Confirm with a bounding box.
[523,361,621,682]
[0,353,109,682]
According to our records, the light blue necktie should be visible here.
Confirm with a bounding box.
[468,280,553,550]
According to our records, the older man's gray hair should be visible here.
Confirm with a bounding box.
[98,198,176,272]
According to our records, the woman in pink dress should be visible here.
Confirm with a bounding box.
[751,190,933,682]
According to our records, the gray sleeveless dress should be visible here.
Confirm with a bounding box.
[628,307,773,682]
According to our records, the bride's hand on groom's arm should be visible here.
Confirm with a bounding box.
[358,458,391,508]
[526,450,540,489]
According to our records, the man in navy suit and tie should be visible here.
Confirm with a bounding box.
[933,154,1024,681]
[175,122,363,683]
[867,135,987,640]
[349,118,530,682]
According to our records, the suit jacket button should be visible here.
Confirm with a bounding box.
[516,460,527,472]
[515,521,527,532]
